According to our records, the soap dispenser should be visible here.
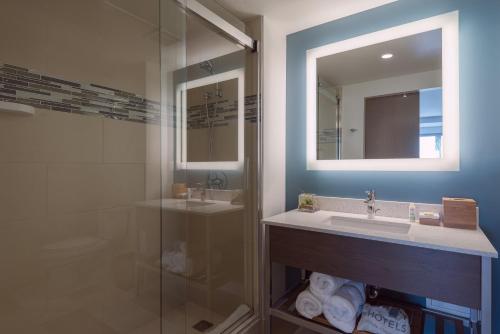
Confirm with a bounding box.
[408,203,417,222]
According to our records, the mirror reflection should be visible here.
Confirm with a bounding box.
[185,76,239,162]
[317,29,442,160]
[176,54,245,170]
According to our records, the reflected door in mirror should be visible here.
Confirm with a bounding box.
[364,91,419,159]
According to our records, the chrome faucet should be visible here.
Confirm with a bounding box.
[364,189,380,219]
[194,182,206,202]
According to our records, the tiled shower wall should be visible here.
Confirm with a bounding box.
[0,62,258,126]
[0,62,161,123]
[0,106,162,330]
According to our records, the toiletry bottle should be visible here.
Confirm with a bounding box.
[409,203,416,222]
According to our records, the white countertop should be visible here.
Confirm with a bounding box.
[136,198,244,216]
[262,209,498,258]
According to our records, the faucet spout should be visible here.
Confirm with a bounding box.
[364,189,380,219]
[194,182,207,202]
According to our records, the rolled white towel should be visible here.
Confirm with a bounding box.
[309,273,347,302]
[162,250,192,274]
[322,312,357,334]
[323,284,364,324]
[346,281,366,301]
[295,289,323,319]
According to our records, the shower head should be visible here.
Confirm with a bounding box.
[200,60,214,75]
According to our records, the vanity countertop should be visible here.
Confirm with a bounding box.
[136,198,244,215]
[262,210,498,258]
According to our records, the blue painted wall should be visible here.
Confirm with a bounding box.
[286,0,500,332]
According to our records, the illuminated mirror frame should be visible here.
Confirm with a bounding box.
[176,68,245,170]
[306,11,459,171]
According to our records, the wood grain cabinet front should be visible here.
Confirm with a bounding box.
[269,226,481,309]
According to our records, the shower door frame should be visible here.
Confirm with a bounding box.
[164,1,263,333]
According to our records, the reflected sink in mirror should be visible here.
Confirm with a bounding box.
[185,200,215,208]
[328,216,411,234]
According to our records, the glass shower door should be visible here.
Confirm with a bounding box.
[160,3,259,333]
[0,0,162,333]
[0,0,258,333]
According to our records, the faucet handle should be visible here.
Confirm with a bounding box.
[365,189,375,200]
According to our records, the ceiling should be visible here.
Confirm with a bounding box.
[214,0,397,33]
[317,29,442,86]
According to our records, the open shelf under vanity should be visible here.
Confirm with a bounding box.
[271,281,428,334]
[271,282,341,334]
[263,222,493,334]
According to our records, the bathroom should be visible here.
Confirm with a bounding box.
[0,0,498,333]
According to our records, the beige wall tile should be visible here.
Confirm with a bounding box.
[0,163,47,222]
[0,112,45,163]
[103,118,146,163]
[48,164,102,214]
[48,164,145,214]
[101,164,145,208]
[42,310,118,334]
[146,123,161,164]
[0,218,46,289]
[145,124,162,199]
[84,293,157,333]
[42,110,103,163]
[0,314,52,334]
[98,207,132,242]
[0,109,103,163]
[0,0,50,72]
[129,318,161,334]
[145,162,161,200]
[135,206,162,259]
[44,211,100,245]
[0,0,160,97]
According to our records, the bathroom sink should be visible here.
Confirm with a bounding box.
[328,215,411,234]
[185,200,214,208]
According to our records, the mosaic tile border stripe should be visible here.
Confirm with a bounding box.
[0,63,161,123]
[187,94,258,129]
[0,63,258,126]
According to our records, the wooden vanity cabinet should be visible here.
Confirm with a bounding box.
[264,225,491,334]
[269,225,480,308]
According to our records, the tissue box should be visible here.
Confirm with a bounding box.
[442,197,477,230]
[419,212,441,226]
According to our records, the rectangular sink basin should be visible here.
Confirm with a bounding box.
[185,201,214,208]
[328,215,411,234]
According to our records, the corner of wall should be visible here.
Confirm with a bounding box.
[262,17,287,217]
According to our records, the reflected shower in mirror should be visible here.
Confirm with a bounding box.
[176,59,244,170]
[316,29,442,160]
[186,76,239,162]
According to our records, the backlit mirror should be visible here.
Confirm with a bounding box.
[306,12,459,171]
[176,68,244,170]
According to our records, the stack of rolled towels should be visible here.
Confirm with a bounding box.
[295,272,366,333]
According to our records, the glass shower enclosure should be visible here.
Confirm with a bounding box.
[0,0,260,333]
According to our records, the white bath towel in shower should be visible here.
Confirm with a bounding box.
[323,283,365,321]
[309,272,347,302]
[295,289,323,319]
